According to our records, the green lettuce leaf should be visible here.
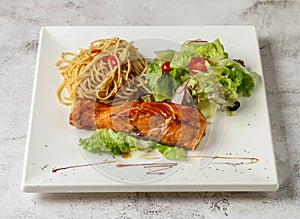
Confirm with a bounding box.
[170,50,195,69]
[186,59,256,114]
[185,39,227,61]
[168,68,191,84]
[153,49,176,66]
[79,129,186,161]
[79,129,154,155]
[211,60,256,102]
[238,73,255,97]
[146,63,162,92]
[186,72,226,118]
[170,39,227,69]
[146,63,179,102]
[155,144,186,160]
[154,74,179,101]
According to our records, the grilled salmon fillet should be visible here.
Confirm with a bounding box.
[70,99,206,149]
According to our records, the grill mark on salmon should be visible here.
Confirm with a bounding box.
[70,99,206,149]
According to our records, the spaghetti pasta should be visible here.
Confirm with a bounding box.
[55,37,147,106]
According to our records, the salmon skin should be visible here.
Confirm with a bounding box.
[70,99,206,150]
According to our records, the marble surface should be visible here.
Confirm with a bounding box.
[0,0,299,218]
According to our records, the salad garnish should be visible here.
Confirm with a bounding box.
[79,128,186,161]
[146,38,259,118]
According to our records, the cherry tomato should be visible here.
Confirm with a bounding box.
[108,55,117,67]
[102,56,108,62]
[90,49,102,54]
[189,57,208,74]
[161,62,171,74]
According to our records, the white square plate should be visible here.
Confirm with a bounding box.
[22,26,278,192]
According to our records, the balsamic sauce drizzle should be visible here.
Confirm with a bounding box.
[52,160,116,173]
[187,155,259,166]
[116,162,177,175]
[52,155,259,175]
[145,155,259,166]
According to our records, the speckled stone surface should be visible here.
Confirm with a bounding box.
[0,0,299,218]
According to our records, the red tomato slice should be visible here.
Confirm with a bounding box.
[108,55,117,67]
[102,56,108,62]
[189,57,208,74]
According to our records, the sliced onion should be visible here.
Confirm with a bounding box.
[171,80,190,105]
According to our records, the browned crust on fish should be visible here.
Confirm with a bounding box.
[70,99,206,149]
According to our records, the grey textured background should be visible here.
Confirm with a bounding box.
[0,0,299,218]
